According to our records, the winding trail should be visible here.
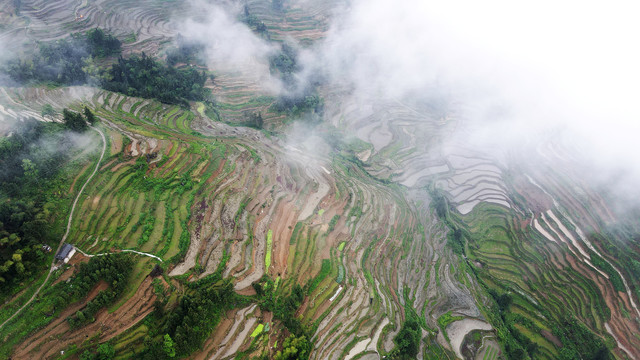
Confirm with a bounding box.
[0,125,106,331]
[74,247,162,262]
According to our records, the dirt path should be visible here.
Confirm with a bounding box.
[0,125,106,331]
[74,247,163,262]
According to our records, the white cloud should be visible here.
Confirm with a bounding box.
[316,0,640,193]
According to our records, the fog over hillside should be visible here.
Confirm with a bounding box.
[2,0,640,358]
[179,0,640,202]
[322,0,640,199]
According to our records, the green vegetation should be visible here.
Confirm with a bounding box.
[253,276,309,347]
[269,43,323,117]
[5,28,120,85]
[0,254,133,357]
[67,254,134,328]
[552,315,612,360]
[62,108,89,132]
[0,119,84,295]
[80,343,116,360]
[41,104,56,119]
[265,229,273,271]
[141,278,240,359]
[336,264,344,284]
[83,28,122,58]
[2,5,636,360]
[274,334,311,360]
[437,311,464,332]
[588,249,625,292]
[439,198,617,360]
[388,312,421,359]
[243,5,268,35]
[102,53,210,107]
[165,34,205,67]
[250,323,264,337]
[328,214,340,232]
[307,259,331,293]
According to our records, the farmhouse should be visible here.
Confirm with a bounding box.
[55,243,75,263]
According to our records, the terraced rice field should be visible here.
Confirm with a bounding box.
[2,1,640,359]
[10,0,176,54]
[0,85,475,358]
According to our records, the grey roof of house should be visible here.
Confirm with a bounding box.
[55,243,73,260]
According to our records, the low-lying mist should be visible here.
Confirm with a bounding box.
[173,0,640,206]
[318,0,640,185]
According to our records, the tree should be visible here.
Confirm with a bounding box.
[391,316,421,359]
[272,0,284,11]
[274,334,311,360]
[84,106,97,124]
[41,104,56,119]
[96,343,116,360]
[21,159,39,186]
[62,108,88,132]
[247,112,264,129]
[163,334,176,358]
[80,343,116,360]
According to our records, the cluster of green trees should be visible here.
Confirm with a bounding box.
[5,28,120,85]
[4,29,212,107]
[429,188,467,255]
[165,34,206,67]
[269,44,324,117]
[67,254,134,328]
[591,227,640,299]
[389,312,421,359]
[254,276,307,336]
[84,28,121,58]
[80,343,116,360]
[243,6,268,35]
[62,107,97,132]
[102,53,210,106]
[140,279,238,359]
[241,111,264,129]
[274,334,311,360]
[0,119,75,295]
[552,316,612,360]
[272,94,323,117]
[252,275,311,359]
[270,44,299,85]
[484,289,540,359]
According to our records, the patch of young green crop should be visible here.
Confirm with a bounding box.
[168,193,195,264]
[290,222,303,244]
[137,214,156,246]
[307,259,331,294]
[336,264,345,284]
[265,229,273,271]
[250,323,264,338]
[361,237,380,293]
